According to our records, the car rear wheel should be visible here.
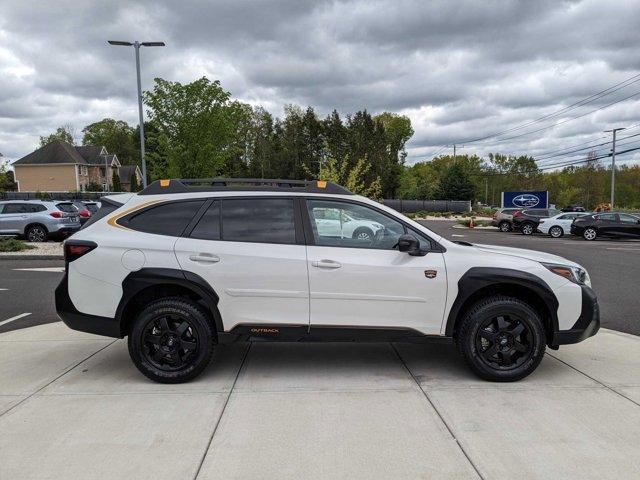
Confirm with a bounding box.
[498,221,511,232]
[456,295,546,382]
[549,226,563,238]
[521,223,534,235]
[128,297,215,383]
[25,224,48,242]
[583,227,597,241]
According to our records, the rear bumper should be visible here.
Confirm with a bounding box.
[55,273,122,338]
[552,285,600,346]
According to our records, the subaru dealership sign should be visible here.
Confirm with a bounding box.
[502,191,548,209]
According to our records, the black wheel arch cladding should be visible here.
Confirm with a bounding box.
[117,268,224,335]
[445,267,559,340]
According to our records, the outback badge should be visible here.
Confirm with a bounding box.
[424,269,437,279]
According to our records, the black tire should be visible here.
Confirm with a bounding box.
[549,226,563,238]
[128,297,215,383]
[352,227,374,241]
[25,224,48,242]
[456,295,546,382]
[498,221,511,232]
[583,227,597,241]
[521,222,535,235]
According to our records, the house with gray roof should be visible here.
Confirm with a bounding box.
[11,141,137,192]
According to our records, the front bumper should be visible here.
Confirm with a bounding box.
[55,273,122,338]
[552,284,600,346]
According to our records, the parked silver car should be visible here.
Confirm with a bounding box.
[0,200,81,241]
[491,207,521,232]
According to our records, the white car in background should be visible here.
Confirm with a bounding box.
[538,212,590,238]
[311,207,385,241]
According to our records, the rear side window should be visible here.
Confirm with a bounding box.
[221,198,296,244]
[596,213,616,221]
[122,200,205,236]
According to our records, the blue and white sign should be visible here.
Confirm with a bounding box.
[502,191,548,209]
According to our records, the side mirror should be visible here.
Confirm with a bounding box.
[397,234,428,256]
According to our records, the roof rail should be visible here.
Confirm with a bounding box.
[138,178,354,196]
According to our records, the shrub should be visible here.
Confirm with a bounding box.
[0,238,36,252]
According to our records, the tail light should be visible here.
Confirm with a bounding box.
[50,211,62,218]
[64,241,97,263]
[79,209,91,218]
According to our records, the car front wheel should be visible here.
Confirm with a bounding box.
[583,227,597,241]
[128,297,215,383]
[521,223,534,235]
[456,295,546,382]
[549,226,563,238]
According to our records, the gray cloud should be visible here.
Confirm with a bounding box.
[0,0,639,166]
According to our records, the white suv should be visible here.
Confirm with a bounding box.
[56,179,599,383]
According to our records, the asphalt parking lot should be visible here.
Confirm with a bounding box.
[1,220,639,336]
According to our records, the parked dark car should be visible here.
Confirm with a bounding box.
[512,208,560,235]
[571,212,640,240]
[561,204,586,212]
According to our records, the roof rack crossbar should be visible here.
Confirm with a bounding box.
[138,178,354,196]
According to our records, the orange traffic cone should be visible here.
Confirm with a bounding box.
[469,217,475,229]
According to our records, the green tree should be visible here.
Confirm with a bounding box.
[313,156,382,199]
[82,118,138,164]
[437,162,476,201]
[143,77,252,179]
[39,125,75,147]
[129,173,140,192]
[111,171,122,191]
[0,160,17,191]
[85,182,102,192]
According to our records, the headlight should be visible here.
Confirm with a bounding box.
[542,263,590,286]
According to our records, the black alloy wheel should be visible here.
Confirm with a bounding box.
[457,295,546,382]
[499,221,511,232]
[128,297,215,383]
[475,314,533,370]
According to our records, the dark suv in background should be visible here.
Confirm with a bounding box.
[513,208,560,235]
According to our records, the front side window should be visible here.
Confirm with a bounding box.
[222,198,296,244]
[123,200,205,236]
[596,213,616,221]
[307,199,405,250]
[2,203,28,214]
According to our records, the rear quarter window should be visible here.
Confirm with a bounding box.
[120,200,205,236]
[56,203,78,213]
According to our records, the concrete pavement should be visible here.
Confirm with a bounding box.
[1,323,639,479]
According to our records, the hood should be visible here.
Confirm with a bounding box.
[472,243,581,267]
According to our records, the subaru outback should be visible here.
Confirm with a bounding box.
[56,179,599,383]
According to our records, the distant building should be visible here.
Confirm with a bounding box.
[117,164,143,191]
[11,141,141,192]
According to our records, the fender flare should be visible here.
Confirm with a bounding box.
[444,267,559,338]
[116,268,223,335]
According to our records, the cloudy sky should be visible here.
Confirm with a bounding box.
[1,0,639,168]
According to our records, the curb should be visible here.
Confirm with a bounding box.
[0,254,64,260]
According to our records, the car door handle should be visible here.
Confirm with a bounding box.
[312,259,342,269]
[189,254,220,263]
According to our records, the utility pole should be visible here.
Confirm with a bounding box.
[604,127,625,208]
[108,40,165,188]
[485,177,488,204]
[453,144,456,164]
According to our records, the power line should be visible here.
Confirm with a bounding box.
[535,134,640,164]
[538,145,640,171]
[452,72,640,145]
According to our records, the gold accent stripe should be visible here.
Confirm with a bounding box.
[106,200,162,230]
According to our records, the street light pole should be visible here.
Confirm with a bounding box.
[108,40,165,188]
[604,127,625,208]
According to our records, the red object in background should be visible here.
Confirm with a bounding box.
[79,209,91,218]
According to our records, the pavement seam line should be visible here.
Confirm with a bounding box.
[193,342,253,480]
[546,352,640,408]
[390,343,486,480]
[0,339,117,418]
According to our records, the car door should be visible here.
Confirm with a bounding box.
[174,197,310,331]
[0,203,28,234]
[558,213,577,232]
[304,198,447,335]
[595,213,618,235]
[617,214,640,237]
